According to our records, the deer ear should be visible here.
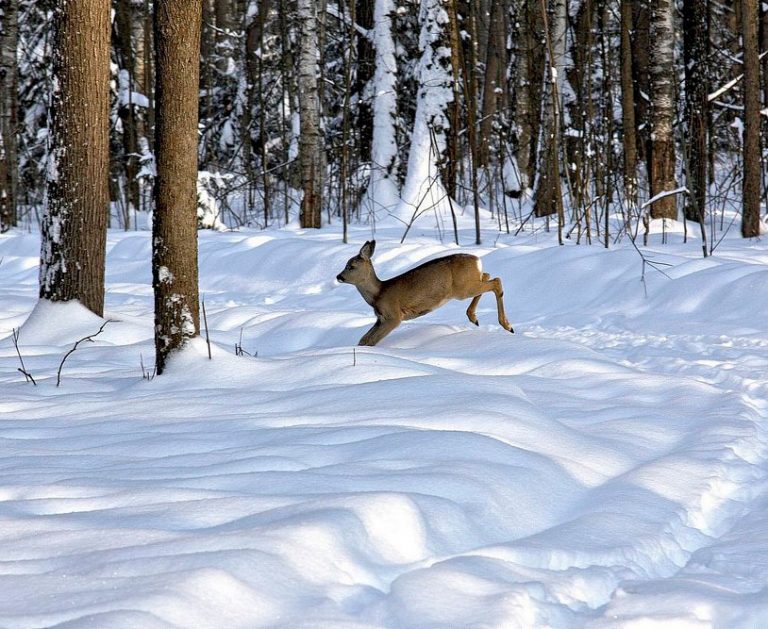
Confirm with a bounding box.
[360,240,376,260]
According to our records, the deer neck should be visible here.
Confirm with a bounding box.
[356,273,382,307]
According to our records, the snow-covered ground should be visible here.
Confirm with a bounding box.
[1,217,768,627]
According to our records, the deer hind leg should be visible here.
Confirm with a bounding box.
[358,316,401,346]
[465,273,491,326]
[467,274,514,333]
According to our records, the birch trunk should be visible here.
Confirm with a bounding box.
[648,0,677,220]
[298,0,323,228]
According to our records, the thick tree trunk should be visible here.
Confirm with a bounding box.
[40,0,110,316]
[742,0,761,237]
[0,0,18,232]
[683,0,709,224]
[298,0,323,228]
[152,0,202,374]
[648,0,677,220]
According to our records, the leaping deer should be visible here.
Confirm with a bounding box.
[336,240,514,346]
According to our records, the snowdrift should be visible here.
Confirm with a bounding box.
[1,222,768,627]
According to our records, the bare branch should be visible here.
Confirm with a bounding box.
[11,328,36,385]
[56,320,113,387]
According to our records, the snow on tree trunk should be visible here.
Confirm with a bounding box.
[152,0,202,374]
[397,0,454,225]
[362,0,400,217]
[648,0,677,220]
[40,0,110,317]
[297,0,323,228]
[0,0,18,232]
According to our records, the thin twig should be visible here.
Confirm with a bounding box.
[56,320,113,387]
[12,328,36,385]
[202,298,212,360]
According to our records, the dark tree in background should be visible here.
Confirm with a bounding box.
[40,0,109,316]
[683,0,710,226]
[152,0,202,374]
[0,0,19,232]
[1,0,765,254]
[742,0,761,238]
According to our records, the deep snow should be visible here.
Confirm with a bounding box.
[1,217,768,628]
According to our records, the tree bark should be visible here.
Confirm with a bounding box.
[0,0,18,232]
[742,0,761,237]
[298,0,323,228]
[535,0,567,229]
[355,0,375,164]
[478,0,506,169]
[632,0,651,165]
[619,0,637,211]
[648,0,677,220]
[514,0,545,193]
[683,0,709,224]
[152,0,202,373]
[40,0,110,316]
[114,0,141,226]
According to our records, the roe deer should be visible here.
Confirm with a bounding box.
[336,240,514,346]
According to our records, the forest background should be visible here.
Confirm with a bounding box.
[0,0,766,367]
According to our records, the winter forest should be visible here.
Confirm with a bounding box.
[3,0,768,627]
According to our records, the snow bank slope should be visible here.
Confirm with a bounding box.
[1,226,767,628]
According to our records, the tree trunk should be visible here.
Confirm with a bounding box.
[355,0,375,164]
[298,0,323,228]
[632,0,651,166]
[514,0,545,192]
[114,0,141,227]
[742,0,761,237]
[619,0,637,212]
[478,0,506,169]
[40,0,110,316]
[683,0,709,224]
[535,0,567,229]
[152,0,202,374]
[0,0,18,232]
[648,0,677,220]
[363,0,399,213]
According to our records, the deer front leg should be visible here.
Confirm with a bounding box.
[358,316,401,346]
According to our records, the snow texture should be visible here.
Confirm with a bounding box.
[2,218,768,627]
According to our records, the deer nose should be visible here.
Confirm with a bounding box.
[336,274,345,283]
